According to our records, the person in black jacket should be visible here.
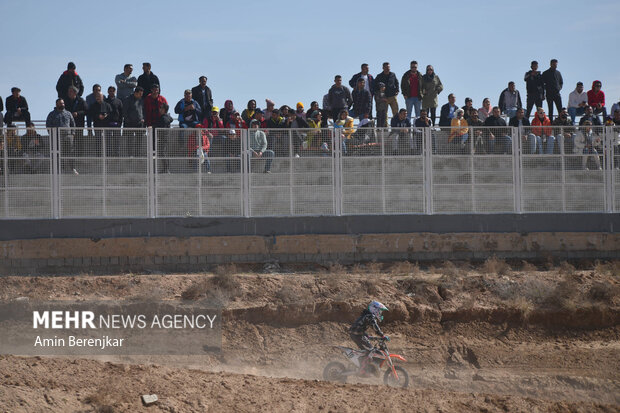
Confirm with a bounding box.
[352,78,372,121]
[327,75,352,121]
[191,76,213,116]
[65,86,87,127]
[4,87,31,126]
[56,62,84,102]
[349,63,374,118]
[483,106,512,154]
[374,62,399,125]
[508,108,536,154]
[88,93,112,156]
[105,86,124,157]
[524,61,544,119]
[439,93,458,126]
[542,59,563,120]
[0,95,3,126]
[137,63,160,98]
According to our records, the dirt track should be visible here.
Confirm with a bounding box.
[1,260,619,412]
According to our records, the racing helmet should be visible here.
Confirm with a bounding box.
[368,300,388,321]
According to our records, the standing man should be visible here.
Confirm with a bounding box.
[327,75,352,122]
[115,64,137,101]
[523,61,544,119]
[498,81,523,119]
[122,86,145,157]
[56,62,84,103]
[349,63,374,118]
[439,93,458,127]
[85,84,102,128]
[137,63,160,97]
[144,84,168,127]
[191,76,213,116]
[352,78,372,121]
[374,62,399,125]
[106,86,123,127]
[65,86,87,128]
[542,59,563,120]
[401,60,423,120]
[4,87,31,126]
[46,98,78,175]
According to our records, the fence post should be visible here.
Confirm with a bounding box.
[101,129,107,216]
[380,128,386,214]
[512,126,522,213]
[241,129,250,217]
[288,130,294,215]
[333,128,342,216]
[2,129,8,217]
[424,127,433,214]
[604,126,614,213]
[147,127,155,218]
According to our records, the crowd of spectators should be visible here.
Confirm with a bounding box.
[1,59,619,174]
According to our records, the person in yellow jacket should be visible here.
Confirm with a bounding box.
[448,108,469,152]
[335,109,355,154]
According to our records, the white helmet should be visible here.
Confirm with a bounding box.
[368,300,388,321]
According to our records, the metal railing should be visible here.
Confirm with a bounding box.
[1,126,618,219]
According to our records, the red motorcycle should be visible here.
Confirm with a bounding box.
[323,336,409,388]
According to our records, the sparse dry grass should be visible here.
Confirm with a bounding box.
[558,261,577,276]
[441,261,462,277]
[181,279,208,300]
[214,264,238,276]
[594,260,620,277]
[588,282,617,303]
[510,296,534,322]
[521,261,537,272]
[365,261,383,274]
[389,261,420,276]
[181,271,241,302]
[482,256,511,275]
[276,284,301,304]
[328,262,346,274]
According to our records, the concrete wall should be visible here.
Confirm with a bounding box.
[0,214,618,273]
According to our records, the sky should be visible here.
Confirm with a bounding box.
[1,0,618,121]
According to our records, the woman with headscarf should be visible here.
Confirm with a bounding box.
[219,100,235,126]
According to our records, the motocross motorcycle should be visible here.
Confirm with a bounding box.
[323,336,409,388]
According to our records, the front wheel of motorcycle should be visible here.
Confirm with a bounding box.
[323,361,347,383]
[383,365,409,388]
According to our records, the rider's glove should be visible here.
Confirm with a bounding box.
[382,335,390,341]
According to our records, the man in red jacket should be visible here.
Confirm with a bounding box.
[144,84,168,127]
[587,80,606,119]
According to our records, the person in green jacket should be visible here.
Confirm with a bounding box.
[420,65,443,126]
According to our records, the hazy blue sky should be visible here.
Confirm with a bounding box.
[1,0,618,120]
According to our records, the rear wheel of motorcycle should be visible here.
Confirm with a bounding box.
[383,365,409,388]
[323,361,347,383]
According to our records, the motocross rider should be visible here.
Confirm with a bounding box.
[349,300,389,353]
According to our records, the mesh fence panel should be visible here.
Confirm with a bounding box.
[430,126,515,213]
[0,127,53,218]
[611,126,620,212]
[155,128,242,216]
[248,128,335,216]
[58,128,149,217]
[1,124,617,219]
[519,125,606,212]
[341,127,424,214]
